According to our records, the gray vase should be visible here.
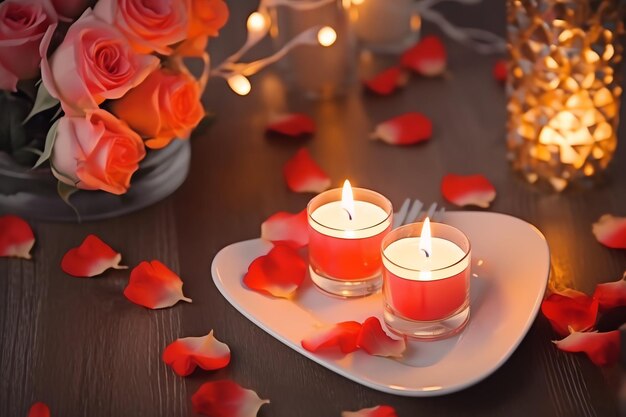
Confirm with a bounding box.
[0,139,191,222]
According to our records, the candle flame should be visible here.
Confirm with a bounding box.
[227,74,251,96]
[419,217,432,258]
[247,12,267,33]
[317,26,337,47]
[341,180,355,221]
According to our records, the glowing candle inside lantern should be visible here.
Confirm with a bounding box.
[307,180,392,297]
[382,219,471,339]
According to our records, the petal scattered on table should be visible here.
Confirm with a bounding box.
[541,289,598,337]
[301,321,362,354]
[27,402,50,417]
[124,260,192,309]
[363,67,407,96]
[283,148,331,193]
[342,405,398,417]
[441,173,496,208]
[0,215,35,259]
[192,380,269,417]
[372,112,432,146]
[61,234,127,278]
[401,35,447,77]
[163,330,231,376]
[243,245,307,298]
[592,214,626,249]
[356,317,406,358]
[266,113,315,137]
[260,209,308,248]
[593,272,626,309]
[493,59,507,83]
[554,330,620,367]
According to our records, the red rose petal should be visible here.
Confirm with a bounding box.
[441,173,496,208]
[400,35,447,77]
[27,402,50,417]
[61,234,127,278]
[283,148,331,193]
[124,260,192,309]
[493,59,507,83]
[342,405,398,417]
[554,330,620,367]
[243,245,307,298]
[593,272,626,309]
[372,112,432,146]
[163,330,231,376]
[592,214,626,249]
[301,321,363,354]
[541,289,598,337]
[192,380,269,417]
[267,113,315,137]
[260,209,308,248]
[363,67,407,96]
[0,215,35,259]
[356,317,406,358]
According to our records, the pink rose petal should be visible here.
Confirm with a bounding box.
[342,405,398,417]
[61,234,127,278]
[243,245,307,299]
[0,215,35,259]
[541,289,598,337]
[372,112,432,146]
[301,321,363,354]
[356,317,406,358]
[267,113,315,137]
[260,209,308,248]
[363,67,407,96]
[554,330,620,367]
[163,330,231,376]
[283,148,331,193]
[124,260,192,309]
[592,214,626,249]
[27,402,50,417]
[192,380,269,417]
[441,173,496,208]
[593,272,626,309]
[401,35,447,77]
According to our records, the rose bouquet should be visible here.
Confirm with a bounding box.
[0,0,228,197]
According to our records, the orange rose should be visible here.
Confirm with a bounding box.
[188,0,229,39]
[51,109,146,195]
[111,69,204,150]
[94,0,188,55]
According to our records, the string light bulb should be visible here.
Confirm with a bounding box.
[227,74,251,96]
[246,12,267,33]
[317,26,337,47]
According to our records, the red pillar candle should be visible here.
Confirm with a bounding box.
[382,219,471,339]
[307,181,392,298]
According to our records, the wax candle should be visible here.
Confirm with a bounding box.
[307,180,392,297]
[382,219,471,339]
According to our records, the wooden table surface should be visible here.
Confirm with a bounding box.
[2,1,626,416]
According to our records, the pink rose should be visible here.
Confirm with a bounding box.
[51,109,146,195]
[0,0,57,91]
[111,69,205,150]
[94,0,188,55]
[51,0,91,18]
[41,10,159,116]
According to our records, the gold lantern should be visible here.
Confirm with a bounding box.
[507,0,623,191]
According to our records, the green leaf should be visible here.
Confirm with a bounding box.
[57,181,81,223]
[23,82,59,125]
[33,118,60,169]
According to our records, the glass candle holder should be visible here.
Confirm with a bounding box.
[270,0,356,99]
[382,222,471,340]
[307,187,392,298]
[349,0,421,54]
[507,0,624,191]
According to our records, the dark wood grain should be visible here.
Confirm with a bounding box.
[2,0,626,416]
